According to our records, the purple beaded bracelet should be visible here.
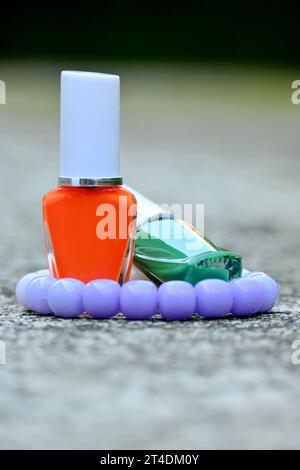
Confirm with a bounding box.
[15,269,279,320]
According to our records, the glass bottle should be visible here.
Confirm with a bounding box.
[43,71,136,283]
[126,186,242,285]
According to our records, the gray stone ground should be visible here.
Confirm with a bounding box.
[0,62,299,449]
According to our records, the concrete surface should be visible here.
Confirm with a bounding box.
[0,62,299,449]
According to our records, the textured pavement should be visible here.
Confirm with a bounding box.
[0,62,299,449]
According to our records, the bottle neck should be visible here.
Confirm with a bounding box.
[58,176,123,187]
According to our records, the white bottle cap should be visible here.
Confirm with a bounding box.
[59,71,121,186]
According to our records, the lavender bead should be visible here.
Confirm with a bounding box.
[48,278,85,318]
[83,280,121,318]
[120,280,157,320]
[37,269,50,275]
[247,272,279,312]
[230,277,264,316]
[158,281,195,321]
[26,275,54,314]
[16,271,46,308]
[195,279,233,318]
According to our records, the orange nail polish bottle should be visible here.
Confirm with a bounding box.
[43,71,136,284]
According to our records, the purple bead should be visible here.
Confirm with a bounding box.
[16,271,46,308]
[230,277,264,316]
[48,278,85,318]
[120,280,157,320]
[26,275,54,314]
[83,280,121,318]
[247,272,279,312]
[195,279,233,318]
[158,281,195,321]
